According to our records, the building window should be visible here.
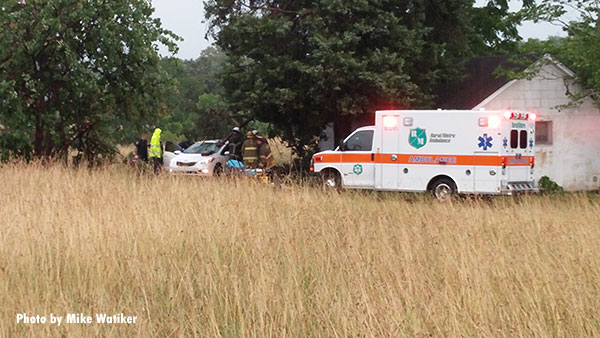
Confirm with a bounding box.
[535,121,553,145]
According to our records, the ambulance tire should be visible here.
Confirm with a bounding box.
[321,170,341,191]
[430,177,456,201]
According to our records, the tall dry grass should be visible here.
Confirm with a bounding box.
[0,163,599,337]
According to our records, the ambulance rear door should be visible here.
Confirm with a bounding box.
[507,122,532,182]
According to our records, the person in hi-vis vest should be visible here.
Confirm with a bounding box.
[149,128,162,174]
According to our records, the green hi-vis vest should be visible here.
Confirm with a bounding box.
[149,129,162,158]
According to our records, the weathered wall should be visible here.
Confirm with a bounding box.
[476,62,600,191]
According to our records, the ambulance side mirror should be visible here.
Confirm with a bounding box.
[339,141,346,151]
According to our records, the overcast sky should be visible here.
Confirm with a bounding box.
[152,0,570,60]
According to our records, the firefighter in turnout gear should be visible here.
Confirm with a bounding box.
[258,141,275,169]
[254,130,275,169]
[242,131,259,169]
[149,128,162,174]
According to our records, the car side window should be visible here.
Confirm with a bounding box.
[164,141,181,152]
[345,130,374,151]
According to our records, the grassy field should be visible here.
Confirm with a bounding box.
[1,164,599,337]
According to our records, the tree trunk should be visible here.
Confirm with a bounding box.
[33,113,44,158]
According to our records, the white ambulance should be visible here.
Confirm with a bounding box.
[311,110,537,200]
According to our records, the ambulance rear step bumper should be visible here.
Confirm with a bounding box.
[501,182,538,194]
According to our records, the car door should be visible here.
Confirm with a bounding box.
[163,141,182,168]
[215,143,232,170]
[340,129,375,188]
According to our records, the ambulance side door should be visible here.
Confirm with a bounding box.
[473,151,500,193]
[340,130,375,188]
[375,117,401,190]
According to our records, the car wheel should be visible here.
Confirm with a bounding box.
[213,163,223,176]
[430,178,456,201]
[321,170,341,191]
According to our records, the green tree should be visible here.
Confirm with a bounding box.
[523,0,600,101]
[205,0,483,156]
[0,0,178,162]
[468,0,534,55]
[159,47,236,142]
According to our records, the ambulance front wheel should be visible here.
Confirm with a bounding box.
[321,170,341,190]
[430,177,457,201]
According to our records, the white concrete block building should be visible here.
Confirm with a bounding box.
[470,55,600,190]
[325,54,600,191]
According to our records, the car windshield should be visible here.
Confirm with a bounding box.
[184,141,219,154]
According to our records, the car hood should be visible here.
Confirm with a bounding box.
[171,153,214,162]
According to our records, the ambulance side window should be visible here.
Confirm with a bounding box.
[510,130,518,149]
[345,130,374,151]
[519,130,527,149]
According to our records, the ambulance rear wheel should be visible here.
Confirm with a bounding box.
[321,170,341,190]
[431,178,456,201]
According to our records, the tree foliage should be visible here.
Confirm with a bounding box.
[521,0,600,102]
[158,47,237,143]
[0,0,178,162]
[205,0,486,155]
[204,0,537,155]
[468,0,534,55]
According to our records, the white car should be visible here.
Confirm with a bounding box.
[167,140,230,176]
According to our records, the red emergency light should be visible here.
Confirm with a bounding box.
[504,111,535,121]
